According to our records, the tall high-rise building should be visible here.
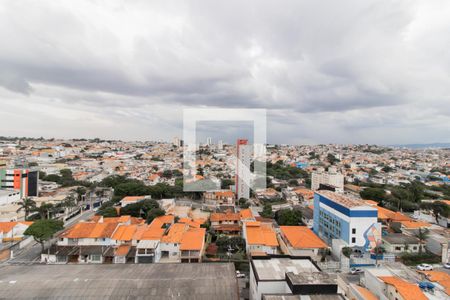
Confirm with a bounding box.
[172,137,181,148]
[0,168,39,198]
[206,137,212,146]
[217,140,223,150]
[311,167,344,192]
[236,139,251,200]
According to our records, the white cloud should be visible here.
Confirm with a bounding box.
[0,0,449,144]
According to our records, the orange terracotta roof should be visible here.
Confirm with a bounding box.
[364,200,379,206]
[61,222,117,239]
[154,215,174,224]
[115,245,131,256]
[111,224,137,241]
[293,188,314,198]
[178,218,201,228]
[90,222,117,238]
[354,285,378,300]
[210,212,240,222]
[419,271,450,295]
[280,226,328,249]
[245,223,278,247]
[214,190,234,198]
[440,200,450,206]
[373,206,411,222]
[90,215,101,222]
[240,209,254,220]
[149,174,160,181]
[139,225,165,240]
[121,196,145,202]
[215,224,241,232]
[0,221,33,234]
[245,221,261,227]
[161,223,187,243]
[378,276,427,300]
[400,220,431,229]
[180,228,205,251]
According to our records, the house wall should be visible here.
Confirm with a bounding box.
[313,194,379,248]
[364,271,389,300]
[384,284,405,300]
[247,244,277,255]
[160,242,180,261]
[249,262,293,300]
[383,241,421,254]
[58,237,112,246]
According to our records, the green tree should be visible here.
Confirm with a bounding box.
[74,187,86,202]
[228,236,246,251]
[238,198,249,208]
[342,247,352,258]
[360,188,386,203]
[382,166,394,173]
[327,154,340,165]
[275,209,303,226]
[373,246,385,265]
[24,219,64,252]
[414,228,429,254]
[146,208,166,224]
[16,197,37,221]
[221,179,235,189]
[33,202,55,219]
[97,207,118,217]
[260,203,273,218]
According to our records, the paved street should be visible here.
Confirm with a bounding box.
[5,210,96,265]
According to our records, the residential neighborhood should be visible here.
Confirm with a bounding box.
[0,137,449,299]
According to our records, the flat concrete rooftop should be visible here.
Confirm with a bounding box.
[287,272,337,285]
[0,263,238,300]
[263,295,344,300]
[252,258,319,280]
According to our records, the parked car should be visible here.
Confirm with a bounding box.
[443,263,450,269]
[350,268,363,275]
[416,264,433,271]
[236,271,246,278]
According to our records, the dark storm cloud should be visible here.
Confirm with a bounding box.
[0,0,449,144]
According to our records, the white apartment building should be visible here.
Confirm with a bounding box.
[311,167,344,192]
[236,139,251,200]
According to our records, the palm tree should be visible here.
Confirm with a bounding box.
[33,202,55,219]
[373,246,385,265]
[16,197,37,221]
[74,187,86,203]
[415,228,429,254]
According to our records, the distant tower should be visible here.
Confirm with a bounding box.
[206,137,212,146]
[236,139,251,200]
[217,140,223,150]
[172,137,181,147]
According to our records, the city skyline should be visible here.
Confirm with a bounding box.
[1,1,449,144]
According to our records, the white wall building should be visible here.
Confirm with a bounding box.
[0,189,20,206]
[311,167,344,192]
[249,256,340,300]
[313,191,381,249]
[236,139,251,200]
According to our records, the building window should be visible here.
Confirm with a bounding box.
[352,237,356,243]
[395,246,401,251]
[352,228,356,234]
[90,254,101,261]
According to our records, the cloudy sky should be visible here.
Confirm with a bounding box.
[1,0,449,145]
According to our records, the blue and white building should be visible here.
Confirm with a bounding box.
[313,191,381,250]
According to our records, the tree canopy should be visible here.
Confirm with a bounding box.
[24,219,64,251]
[275,209,303,226]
